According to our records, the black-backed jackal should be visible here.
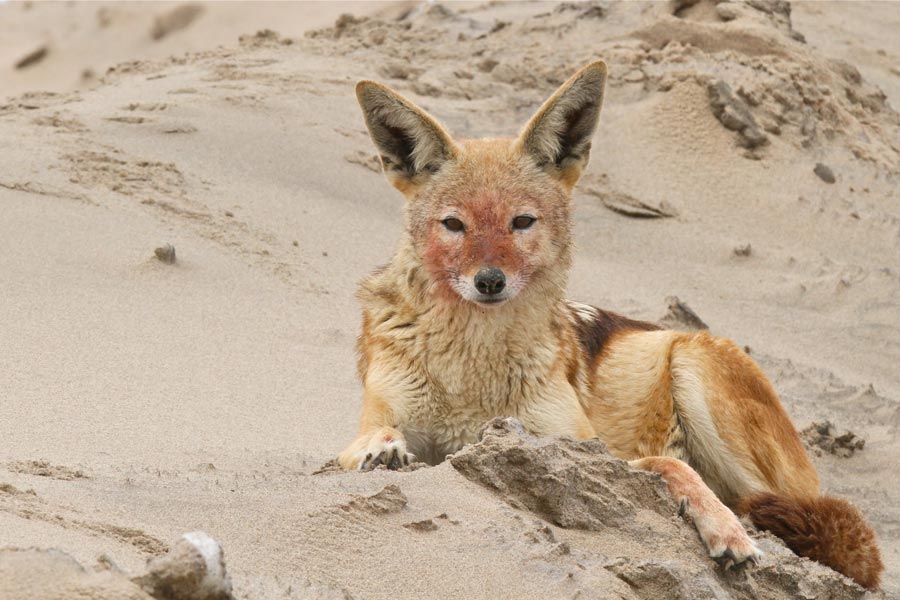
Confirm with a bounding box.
[338,61,883,589]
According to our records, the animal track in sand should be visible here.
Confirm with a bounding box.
[306,485,409,532]
[0,482,167,554]
[0,180,93,204]
[65,150,186,199]
[122,102,168,111]
[31,113,88,133]
[343,150,381,173]
[105,115,153,124]
[7,460,88,481]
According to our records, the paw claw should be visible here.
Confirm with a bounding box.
[387,450,402,470]
[360,453,375,470]
[355,435,412,472]
[678,497,689,517]
[714,548,736,569]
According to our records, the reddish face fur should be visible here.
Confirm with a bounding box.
[408,140,573,306]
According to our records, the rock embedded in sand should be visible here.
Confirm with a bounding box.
[707,80,768,149]
[584,185,677,219]
[134,532,233,600]
[154,244,176,265]
[403,518,438,532]
[814,162,836,184]
[14,44,48,70]
[659,296,709,331]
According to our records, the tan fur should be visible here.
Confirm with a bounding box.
[339,61,883,589]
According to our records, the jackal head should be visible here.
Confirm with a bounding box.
[356,62,607,308]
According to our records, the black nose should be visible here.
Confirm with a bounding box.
[474,267,506,295]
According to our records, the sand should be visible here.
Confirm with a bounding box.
[1,1,898,598]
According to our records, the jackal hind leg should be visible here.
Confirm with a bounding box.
[631,445,761,570]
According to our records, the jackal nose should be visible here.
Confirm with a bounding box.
[474,268,506,295]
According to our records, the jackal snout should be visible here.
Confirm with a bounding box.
[474,267,505,296]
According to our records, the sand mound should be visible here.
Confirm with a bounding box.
[450,418,871,600]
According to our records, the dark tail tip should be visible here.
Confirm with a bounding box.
[738,492,883,590]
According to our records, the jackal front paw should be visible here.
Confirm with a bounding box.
[338,429,414,471]
[359,439,412,471]
[680,497,762,570]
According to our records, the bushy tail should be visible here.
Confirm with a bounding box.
[739,493,883,590]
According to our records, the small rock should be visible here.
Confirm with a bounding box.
[659,296,708,331]
[733,243,752,257]
[15,44,48,70]
[586,187,677,219]
[154,244,176,265]
[476,58,499,73]
[715,3,741,20]
[708,80,768,149]
[403,519,438,532]
[134,531,234,600]
[813,162,836,184]
[224,210,233,217]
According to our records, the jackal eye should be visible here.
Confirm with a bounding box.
[442,217,465,232]
[512,215,536,230]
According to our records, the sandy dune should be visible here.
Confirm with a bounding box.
[1,1,898,598]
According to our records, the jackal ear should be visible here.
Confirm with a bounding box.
[356,81,457,195]
[516,61,607,188]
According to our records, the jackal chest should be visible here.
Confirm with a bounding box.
[397,334,558,464]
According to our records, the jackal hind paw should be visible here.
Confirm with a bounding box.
[682,497,762,570]
[705,524,761,570]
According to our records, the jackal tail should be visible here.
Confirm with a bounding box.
[739,492,883,590]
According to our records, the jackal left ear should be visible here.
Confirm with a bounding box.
[516,61,607,188]
[356,81,458,196]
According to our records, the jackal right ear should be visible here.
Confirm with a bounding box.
[516,61,607,189]
[356,81,457,196]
